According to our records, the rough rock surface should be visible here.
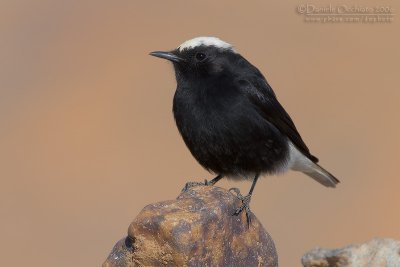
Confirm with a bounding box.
[103,185,278,267]
[302,238,400,267]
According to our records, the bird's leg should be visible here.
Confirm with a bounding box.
[181,174,223,192]
[229,173,260,226]
[208,174,224,185]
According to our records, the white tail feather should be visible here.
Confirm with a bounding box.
[288,141,339,187]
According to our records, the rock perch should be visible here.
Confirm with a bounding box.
[103,186,278,267]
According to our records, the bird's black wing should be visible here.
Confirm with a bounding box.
[236,75,319,163]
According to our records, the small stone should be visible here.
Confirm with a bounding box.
[302,238,400,267]
[103,186,278,267]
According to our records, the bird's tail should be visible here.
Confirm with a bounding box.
[301,163,340,188]
[288,142,340,187]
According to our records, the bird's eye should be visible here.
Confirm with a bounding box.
[195,52,207,61]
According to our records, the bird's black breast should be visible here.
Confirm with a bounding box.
[172,77,289,177]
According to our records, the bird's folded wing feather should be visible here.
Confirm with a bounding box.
[236,76,319,163]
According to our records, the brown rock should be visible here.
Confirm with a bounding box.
[103,186,278,267]
[302,238,400,267]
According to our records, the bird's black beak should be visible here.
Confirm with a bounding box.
[149,51,184,63]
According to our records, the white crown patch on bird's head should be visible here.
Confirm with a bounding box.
[177,37,235,52]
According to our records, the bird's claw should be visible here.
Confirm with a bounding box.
[229,187,244,198]
[181,179,210,192]
[229,187,253,227]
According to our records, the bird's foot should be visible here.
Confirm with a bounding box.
[181,179,210,192]
[181,175,223,193]
[229,187,253,227]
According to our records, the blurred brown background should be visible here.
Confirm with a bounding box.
[1,0,399,266]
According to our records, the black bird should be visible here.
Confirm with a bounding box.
[150,37,339,224]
